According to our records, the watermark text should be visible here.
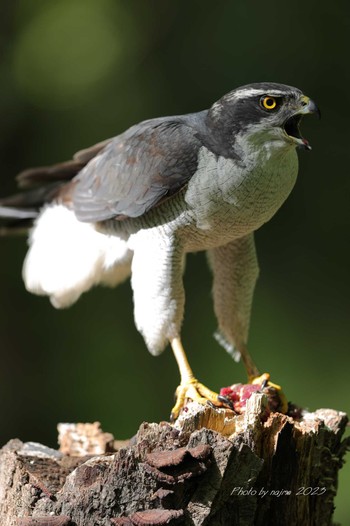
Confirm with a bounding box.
[231,486,327,498]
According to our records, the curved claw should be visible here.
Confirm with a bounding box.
[217,394,235,411]
[170,378,222,421]
[250,372,288,413]
[260,378,268,390]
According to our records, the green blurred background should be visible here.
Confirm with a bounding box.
[0,0,349,522]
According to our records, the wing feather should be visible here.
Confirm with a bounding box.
[71,116,204,222]
[0,112,207,232]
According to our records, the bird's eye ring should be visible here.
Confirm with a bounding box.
[261,96,277,110]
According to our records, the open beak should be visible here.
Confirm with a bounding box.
[283,95,320,151]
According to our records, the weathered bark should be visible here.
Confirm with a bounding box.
[0,395,349,526]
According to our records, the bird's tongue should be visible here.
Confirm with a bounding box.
[302,138,312,151]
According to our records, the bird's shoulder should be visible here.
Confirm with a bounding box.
[71,111,210,222]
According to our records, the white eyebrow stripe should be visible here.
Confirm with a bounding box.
[226,88,289,101]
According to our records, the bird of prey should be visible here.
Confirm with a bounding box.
[0,82,319,420]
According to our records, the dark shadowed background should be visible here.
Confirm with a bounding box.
[0,0,349,522]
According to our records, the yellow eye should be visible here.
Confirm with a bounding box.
[261,96,277,110]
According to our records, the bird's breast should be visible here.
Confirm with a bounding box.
[183,146,298,250]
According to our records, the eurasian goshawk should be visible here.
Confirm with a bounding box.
[0,82,319,419]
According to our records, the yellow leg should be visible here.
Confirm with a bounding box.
[170,337,222,421]
[170,338,288,418]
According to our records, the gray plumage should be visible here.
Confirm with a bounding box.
[0,82,319,375]
[72,115,203,222]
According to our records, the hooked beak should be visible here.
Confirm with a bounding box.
[298,95,321,119]
[283,95,320,151]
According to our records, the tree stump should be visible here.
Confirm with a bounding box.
[0,394,349,526]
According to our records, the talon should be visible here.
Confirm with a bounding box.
[217,394,235,411]
[250,372,288,413]
[170,377,221,421]
[260,379,268,390]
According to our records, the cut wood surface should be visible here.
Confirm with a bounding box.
[0,394,349,526]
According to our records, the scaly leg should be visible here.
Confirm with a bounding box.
[170,337,222,421]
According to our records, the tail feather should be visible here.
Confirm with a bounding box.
[0,138,111,234]
[16,138,110,188]
[0,206,38,219]
[0,182,65,235]
[16,160,84,189]
[0,182,64,208]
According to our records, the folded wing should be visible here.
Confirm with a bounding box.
[0,114,205,232]
[71,116,203,222]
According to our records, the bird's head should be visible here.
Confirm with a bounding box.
[206,82,320,155]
